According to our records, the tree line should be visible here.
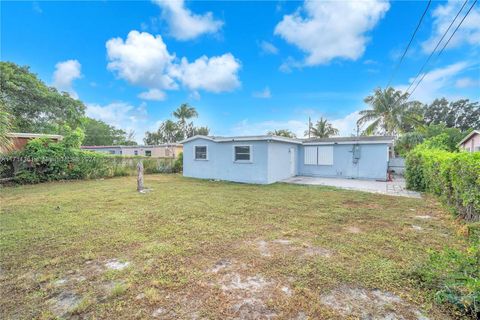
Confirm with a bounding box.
[0,62,208,146]
[268,87,479,155]
[1,61,478,151]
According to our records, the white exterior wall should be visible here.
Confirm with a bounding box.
[460,133,480,152]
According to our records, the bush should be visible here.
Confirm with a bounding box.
[0,131,176,184]
[415,243,480,318]
[405,141,480,221]
[173,152,183,173]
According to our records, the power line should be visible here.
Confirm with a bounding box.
[405,0,469,95]
[408,0,478,98]
[386,0,432,88]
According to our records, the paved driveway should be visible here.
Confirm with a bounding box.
[282,176,421,198]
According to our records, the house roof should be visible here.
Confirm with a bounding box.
[303,135,394,145]
[81,144,182,149]
[181,135,393,145]
[456,130,480,147]
[180,135,303,144]
[7,132,63,140]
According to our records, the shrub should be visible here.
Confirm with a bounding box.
[0,131,176,184]
[415,243,480,319]
[405,141,480,221]
[173,152,183,173]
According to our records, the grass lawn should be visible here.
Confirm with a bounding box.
[0,174,466,319]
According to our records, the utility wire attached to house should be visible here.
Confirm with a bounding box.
[408,0,478,99]
[386,0,432,88]
[404,0,470,96]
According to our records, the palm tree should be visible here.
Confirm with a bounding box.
[267,129,296,138]
[173,103,198,139]
[305,117,339,138]
[357,87,419,136]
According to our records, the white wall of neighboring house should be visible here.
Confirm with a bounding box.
[459,132,480,152]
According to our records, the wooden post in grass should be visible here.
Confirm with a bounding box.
[137,160,144,192]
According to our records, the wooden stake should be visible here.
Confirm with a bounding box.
[137,160,144,192]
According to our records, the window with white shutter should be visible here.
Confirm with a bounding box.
[304,146,317,165]
[317,146,333,165]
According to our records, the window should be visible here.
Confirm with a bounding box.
[317,146,333,165]
[195,146,207,160]
[304,146,333,165]
[145,150,152,157]
[304,146,317,165]
[234,145,251,162]
[109,150,116,155]
[134,150,138,156]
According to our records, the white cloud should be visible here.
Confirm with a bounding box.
[396,61,470,102]
[106,30,241,99]
[252,87,272,99]
[455,77,478,88]
[259,41,279,55]
[422,0,480,53]
[172,54,241,92]
[138,88,166,101]
[274,0,389,66]
[106,31,177,90]
[52,60,81,99]
[86,102,151,143]
[230,111,361,138]
[152,0,223,40]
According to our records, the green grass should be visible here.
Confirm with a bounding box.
[0,174,467,319]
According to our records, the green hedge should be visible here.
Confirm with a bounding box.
[406,147,480,222]
[0,137,178,184]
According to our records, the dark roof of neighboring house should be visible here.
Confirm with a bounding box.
[181,135,393,145]
[456,130,480,147]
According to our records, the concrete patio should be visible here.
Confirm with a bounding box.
[282,176,421,198]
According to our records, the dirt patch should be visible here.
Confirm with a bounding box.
[219,272,277,319]
[49,291,81,317]
[345,226,362,234]
[412,225,423,231]
[415,215,433,220]
[303,246,332,258]
[257,240,271,257]
[210,259,232,273]
[105,259,130,270]
[320,286,428,319]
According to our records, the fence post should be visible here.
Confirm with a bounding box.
[137,160,144,192]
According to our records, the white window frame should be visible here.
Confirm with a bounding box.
[233,145,253,163]
[194,145,208,161]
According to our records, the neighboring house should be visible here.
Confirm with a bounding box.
[1,133,63,153]
[457,130,480,152]
[181,135,393,184]
[81,144,183,158]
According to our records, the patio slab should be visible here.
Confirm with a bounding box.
[282,176,421,198]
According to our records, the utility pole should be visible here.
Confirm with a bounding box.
[308,117,312,139]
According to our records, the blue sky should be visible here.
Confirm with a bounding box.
[2,0,479,142]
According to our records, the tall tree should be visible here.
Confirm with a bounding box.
[423,98,479,131]
[267,129,296,138]
[0,103,13,151]
[173,103,198,139]
[0,62,85,133]
[82,118,136,146]
[357,87,421,136]
[144,120,183,145]
[306,117,339,138]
